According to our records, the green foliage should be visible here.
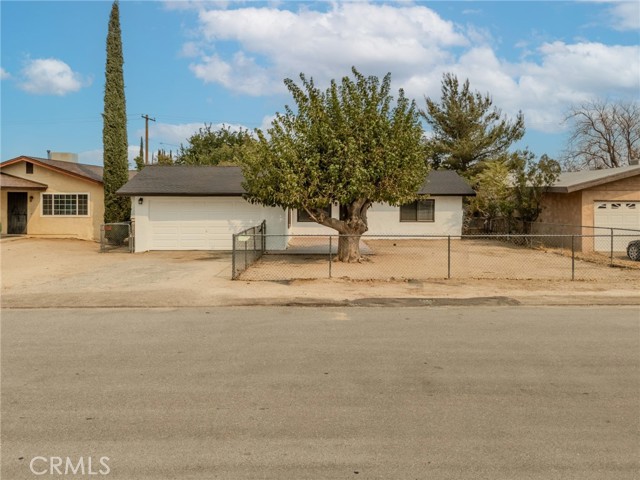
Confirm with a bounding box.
[155,149,174,165]
[468,151,561,232]
[468,160,514,224]
[422,73,525,176]
[176,124,254,166]
[509,151,561,227]
[241,67,427,261]
[102,0,130,223]
[134,137,145,171]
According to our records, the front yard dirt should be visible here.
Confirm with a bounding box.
[1,238,638,308]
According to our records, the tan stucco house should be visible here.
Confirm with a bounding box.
[1,155,105,241]
[536,165,640,252]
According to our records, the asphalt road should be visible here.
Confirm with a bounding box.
[2,306,639,479]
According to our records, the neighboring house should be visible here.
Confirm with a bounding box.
[1,155,105,241]
[536,165,640,252]
[116,165,475,252]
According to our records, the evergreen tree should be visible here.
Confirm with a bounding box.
[134,137,144,171]
[103,0,130,222]
[422,73,525,176]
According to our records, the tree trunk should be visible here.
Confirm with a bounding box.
[306,199,371,263]
[337,232,363,262]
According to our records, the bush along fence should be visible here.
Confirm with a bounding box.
[231,220,266,279]
[100,222,133,253]
[231,232,640,282]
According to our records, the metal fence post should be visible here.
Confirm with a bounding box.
[571,235,575,281]
[447,236,451,279]
[610,228,614,266]
[329,236,333,278]
[231,233,237,279]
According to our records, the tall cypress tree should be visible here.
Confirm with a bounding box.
[103,0,130,222]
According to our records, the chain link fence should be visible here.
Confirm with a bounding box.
[232,233,640,281]
[100,222,133,253]
[231,221,266,279]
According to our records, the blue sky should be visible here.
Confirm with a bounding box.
[1,1,639,167]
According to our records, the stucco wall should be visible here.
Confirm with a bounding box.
[132,196,288,252]
[289,196,465,237]
[1,162,104,241]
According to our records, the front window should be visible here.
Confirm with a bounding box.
[400,199,435,222]
[42,193,89,216]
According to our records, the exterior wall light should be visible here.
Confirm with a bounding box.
[138,197,144,205]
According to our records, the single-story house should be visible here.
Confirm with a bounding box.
[116,165,476,252]
[536,165,640,252]
[0,155,105,241]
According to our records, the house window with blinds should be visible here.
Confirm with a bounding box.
[400,199,435,222]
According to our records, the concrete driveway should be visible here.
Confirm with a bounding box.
[1,238,639,308]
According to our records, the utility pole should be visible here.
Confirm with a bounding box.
[141,114,156,164]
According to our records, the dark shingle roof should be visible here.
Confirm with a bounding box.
[117,165,475,197]
[419,170,476,196]
[117,165,246,196]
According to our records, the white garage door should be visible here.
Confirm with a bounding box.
[148,197,269,250]
[593,201,640,251]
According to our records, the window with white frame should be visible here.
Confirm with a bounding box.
[42,193,89,216]
[400,199,435,222]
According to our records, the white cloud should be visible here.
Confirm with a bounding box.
[189,3,466,95]
[607,1,640,31]
[183,3,640,136]
[18,58,90,95]
[0,68,10,80]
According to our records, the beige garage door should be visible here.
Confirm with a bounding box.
[593,201,640,251]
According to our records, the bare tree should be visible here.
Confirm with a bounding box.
[563,99,640,170]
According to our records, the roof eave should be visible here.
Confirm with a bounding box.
[1,156,103,185]
[116,191,245,197]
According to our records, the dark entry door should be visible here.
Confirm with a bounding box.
[8,192,28,234]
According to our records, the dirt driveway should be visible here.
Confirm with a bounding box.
[1,238,638,308]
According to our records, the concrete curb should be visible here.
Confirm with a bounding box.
[2,294,639,309]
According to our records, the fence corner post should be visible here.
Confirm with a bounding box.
[329,236,333,278]
[447,235,451,279]
[571,235,575,281]
[231,233,237,280]
[610,228,614,266]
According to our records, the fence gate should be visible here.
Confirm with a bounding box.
[100,222,133,253]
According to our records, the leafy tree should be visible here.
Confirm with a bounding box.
[176,124,254,165]
[134,137,144,171]
[155,149,173,165]
[422,73,525,176]
[509,151,560,231]
[102,0,130,223]
[468,160,514,232]
[469,151,560,233]
[241,67,428,262]
[564,99,640,169]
